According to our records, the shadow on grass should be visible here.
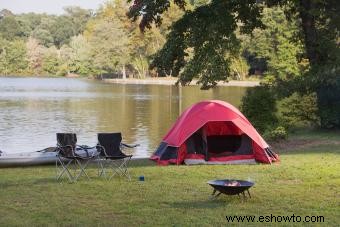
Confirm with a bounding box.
[277,144,340,155]
[0,173,93,189]
[168,196,245,209]
[129,158,156,168]
[0,177,59,189]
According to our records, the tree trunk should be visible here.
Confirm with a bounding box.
[122,65,126,79]
[299,0,318,65]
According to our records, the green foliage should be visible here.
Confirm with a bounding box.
[128,0,186,31]
[132,55,149,78]
[240,86,278,133]
[0,16,23,40]
[245,7,305,82]
[1,7,92,48]
[83,0,183,78]
[260,0,340,129]
[41,46,61,75]
[0,38,28,75]
[32,28,54,47]
[278,92,319,129]
[263,126,288,141]
[63,6,93,35]
[190,0,210,7]
[50,16,76,48]
[129,0,340,128]
[230,55,249,80]
[0,2,190,78]
[60,35,92,76]
[316,78,340,129]
[87,14,130,74]
[149,1,263,89]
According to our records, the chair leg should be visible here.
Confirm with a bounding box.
[108,160,122,179]
[56,157,74,182]
[120,158,131,181]
[97,158,106,177]
[74,159,91,181]
[108,157,131,180]
[98,159,111,180]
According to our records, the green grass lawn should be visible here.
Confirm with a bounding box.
[0,131,339,226]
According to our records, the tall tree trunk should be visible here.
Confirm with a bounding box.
[299,0,318,65]
[122,65,126,79]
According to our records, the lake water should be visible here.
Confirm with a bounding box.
[0,77,248,157]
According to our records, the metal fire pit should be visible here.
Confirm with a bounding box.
[207,179,254,198]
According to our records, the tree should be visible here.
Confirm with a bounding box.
[240,86,278,133]
[86,1,131,77]
[245,7,305,82]
[268,0,340,128]
[86,0,183,79]
[0,16,23,40]
[32,16,56,47]
[41,46,61,75]
[127,0,340,128]
[128,2,184,77]
[0,38,28,74]
[0,9,14,18]
[230,54,249,80]
[16,13,44,38]
[129,1,262,88]
[50,7,93,48]
[50,16,76,48]
[63,6,93,35]
[60,34,92,75]
[26,37,44,74]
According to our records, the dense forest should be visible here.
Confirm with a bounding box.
[0,0,179,78]
[0,0,301,81]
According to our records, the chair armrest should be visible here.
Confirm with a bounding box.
[121,143,140,149]
[107,154,133,159]
[78,145,97,150]
[57,145,76,157]
[96,144,108,157]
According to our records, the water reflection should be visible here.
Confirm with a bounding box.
[0,77,248,157]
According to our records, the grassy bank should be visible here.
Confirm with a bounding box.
[0,131,339,226]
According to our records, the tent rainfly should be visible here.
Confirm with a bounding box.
[151,100,279,165]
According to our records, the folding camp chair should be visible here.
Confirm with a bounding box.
[55,133,97,182]
[96,133,138,180]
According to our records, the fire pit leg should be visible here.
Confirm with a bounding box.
[242,191,246,199]
[210,189,222,199]
[247,189,251,198]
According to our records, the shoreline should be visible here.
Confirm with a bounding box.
[1,75,260,87]
[102,77,260,87]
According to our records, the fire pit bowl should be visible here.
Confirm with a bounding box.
[207,179,254,198]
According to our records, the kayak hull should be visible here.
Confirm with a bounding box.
[0,148,97,167]
[0,152,58,167]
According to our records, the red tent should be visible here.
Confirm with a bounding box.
[151,100,279,165]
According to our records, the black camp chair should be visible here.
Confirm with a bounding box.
[55,133,97,182]
[96,133,138,180]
